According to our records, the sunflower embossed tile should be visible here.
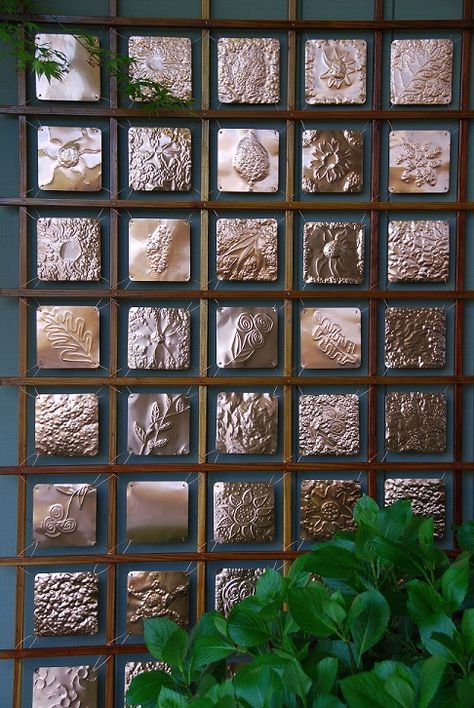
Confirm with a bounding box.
[300,308,361,369]
[38,126,102,191]
[300,479,361,540]
[127,481,188,544]
[387,220,449,283]
[385,392,447,453]
[129,218,190,282]
[217,129,279,192]
[34,571,98,636]
[216,218,278,281]
[390,39,453,105]
[388,130,450,193]
[384,307,447,369]
[213,481,275,543]
[299,394,359,456]
[36,217,101,282]
[216,392,278,454]
[215,568,264,616]
[32,666,98,708]
[35,393,99,457]
[127,307,190,370]
[302,130,363,193]
[303,222,364,284]
[127,393,190,456]
[128,127,191,191]
[126,570,189,634]
[217,38,280,104]
[305,39,367,104]
[36,305,100,369]
[32,483,97,547]
[216,307,277,369]
[128,36,192,101]
[384,478,446,538]
[35,33,101,101]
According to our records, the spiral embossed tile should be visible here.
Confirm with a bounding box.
[36,217,101,282]
[217,129,279,193]
[217,38,280,104]
[34,571,98,636]
[128,218,190,282]
[32,666,98,708]
[215,568,264,615]
[216,307,278,369]
[213,482,275,543]
[388,130,450,194]
[126,570,189,635]
[390,39,453,105]
[32,483,97,547]
[300,308,361,369]
[216,392,278,454]
[298,394,359,456]
[302,130,363,193]
[300,480,361,540]
[385,392,447,454]
[38,126,102,192]
[305,39,367,104]
[303,221,364,284]
[128,36,192,101]
[387,220,449,283]
[384,478,446,538]
[216,218,278,281]
[384,307,447,369]
[35,33,101,101]
[126,481,189,544]
[34,393,99,457]
[127,393,190,456]
[36,305,100,369]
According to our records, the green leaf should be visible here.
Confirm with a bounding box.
[441,554,470,611]
[376,499,413,541]
[282,659,312,699]
[157,687,188,708]
[348,590,390,659]
[255,568,285,603]
[462,609,474,653]
[311,698,345,708]
[457,520,474,553]
[407,580,445,625]
[125,670,173,706]
[144,618,187,666]
[191,634,235,668]
[417,656,447,708]
[287,586,338,637]
[341,672,403,708]
[353,495,380,527]
[314,657,338,696]
[307,540,363,579]
[227,604,272,647]
[234,664,283,707]
[455,674,474,705]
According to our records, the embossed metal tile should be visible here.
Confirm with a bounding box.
[215,568,264,616]
[34,571,98,636]
[305,39,367,104]
[217,129,279,193]
[127,481,188,543]
[124,662,170,707]
[37,217,101,282]
[299,394,359,456]
[216,307,277,369]
[33,666,98,708]
[389,130,450,194]
[385,392,447,453]
[128,36,192,101]
[217,38,280,104]
[300,479,361,540]
[213,482,275,543]
[384,307,446,369]
[127,393,190,456]
[216,392,278,454]
[390,39,453,105]
[129,218,190,282]
[128,307,190,370]
[128,127,191,191]
[36,305,100,369]
[387,220,449,283]
[35,393,99,457]
[302,130,363,193]
[38,126,102,191]
[385,478,446,538]
[300,308,361,369]
[126,570,189,635]
[216,218,278,281]
[33,483,97,547]
[303,221,364,284]
[35,33,100,101]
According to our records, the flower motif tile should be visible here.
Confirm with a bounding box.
[216,392,278,454]
[384,307,446,369]
[35,393,99,457]
[300,480,361,540]
[217,38,280,104]
[387,220,449,283]
[127,307,190,370]
[299,394,359,456]
[127,393,190,456]
[390,39,453,105]
[124,662,170,707]
[303,222,364,284]
[389,130,450,194]
[36,305,100,369]
[128,127,191,191]
[384,478,446,538]
[385,392,447,454]
[38,126,102,191]
[33,666,98,708]
[217,129,279,193]
[302,130,363,193]
[305,39,367,104]
[35,33,101,101]
[36,217,101,282]
[129,218,190,282]
[215,567,264,616]
[34,571,98,636]
[300,308,361,369]
[128,36,192,101]
[216,307,277,369]
[126,570,189,635]
[127,481,189,544]
[216,218,278,281]
[213,481,275,543]
[32,483,97,547]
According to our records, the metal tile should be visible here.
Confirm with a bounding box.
[32,483,97,547]
[217,129,279,193]
[302,130,363,193]
[128,127,191,191]
[384,307,446,369]
[387,220,449,283]
[390,39,453,105]
[388,130,450,194]
[126,570,189,635]
[127,393,190,456]
[36,217,101,282]
[36,305,100,369]
[124,662,170,707]
[127,307,190,370]
[300,479,361,540]
[216,218,278,281]
[213,481,275,543]
[384,478,446,538]
[33,666,98,708]
[215,568,264,616]
[217,38,280,104]
[385,392,447,453]
[305,39,367,104]
[35,393,99,457]
[303,221,364,284]
[128,36,192,101]
[35,33,101,101]
[299,394,359,456]
[38,126,102,191]
[129,218,190,282]
[34,571,98,636]
[216,307,277,369]
[216,392,278,454]
[300,308,361,369]
[126,481,188,543]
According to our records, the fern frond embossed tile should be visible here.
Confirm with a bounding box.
[36,305,100,369]
[390,39,453,105]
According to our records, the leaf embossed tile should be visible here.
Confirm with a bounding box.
[126,481,188,543]
[34,571,98,636]
[305,39,367,104]
[35,393,99,457]
[33,483,97,547]
[384,478,446,538]
[36,305,100,369]
[299,394,359,456]
[217,38,280,104]
[384,307,446,369]
[300,308,361,369]
[35,33,101,101]
[36,217,101,282]
[389,130,450,194]
[387,220,449,283]
[38,126,102,191]
[128,36,192,101]
[303,221,364,284]
[215,568,264,616]
[128,127,191,191]
[300,480,361,540]
[216,392,278,454]
[216,307,277,369]
[129,218,190,282]
[33,666,98,708]
[217,129,279,193]
[302,130,363,193]
[127,393,190,456]
[126,570,189,634]
[385,392,447,454]
[127,307,190,370]
[216,218,278,281]
[390,39,453,105]
[213,482,275,543]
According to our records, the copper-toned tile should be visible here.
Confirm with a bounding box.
[302,130,363,193]
[126,481,188,543]
[216,218,278,281]
[216,392,278,454]
[33,483,97,547]
[390,39,453,105]
[213,481,275,543]
[37,217,101,282]
[127,393,190,456]
[300,479,361,540]
[127,307,190,370]
[35,33,101,101]
[128,127,191,191]
[36,305,100,369]
[305,39,367,104]
[217,38,280,104]
[216,307,277,369]
[215,568,264,616]
[300,308,361,369]
[217,129,279,193]
[385,478,446,538]
[299,394,359,456]
[124,662,170,707]
[34,571,98,636]
[384,307,446,369]
[35,393,99,457]
[389,130,450,194]
[303,221,364,284]
[38,126,102,191]
[126,570,189,635]
[33,666,98,708]
[387,220,449,283]
[129,218,190,282]
[128,36,192,101]
[385,392,447,453]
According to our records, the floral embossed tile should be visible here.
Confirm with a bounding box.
[38,126,102,191]
[34,571,98,636]
[213,482,275,543]
[127,393,190,455]
[35,393,99,457]
[385,392,447,454]
[217,38,280,104]
[126,481,188,544]
[32,483,97,547]
[216,392,278,454]
[36,305,100,369]
[128,36,192,101]
[127,307,190,370]
[300,308,361,369]
[215,568,264,616]
[387,220,449,283]
[384,307,446,369]
[384,478,446,538]
[216,218,278,281]
[302,130,363,193]
[300,479,361,540]
[129,218,190,282]
[216,307,277,369]
[128,127,191,191]
[305,39,367,104]
[33,666,98,708]
[303,222,364,284]
[35,33,101,101]
[390,39,453,105]
[299,394,359,456]
[388,130,450,194]
[126,570,189,634]
[217,129,279,193]
[36,217,101,282]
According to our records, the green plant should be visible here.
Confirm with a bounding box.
[126,497,474,707]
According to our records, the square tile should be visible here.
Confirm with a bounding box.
[299,394,359,456]
[302,130,363,193]
[34,571,98,636]
[217,129,279,192]
[385,392,447,453]
[128,127,191,191]
[35,33,101,101]
[384,307,446,369]
[300,479,361,540]
[33,666,98,708]
[390,39,453,105]
[215,568,264,616]
[216,307,277,369]
[384,478,446,538]
[216,392,278,454]
[127,307,190,370]
[217,38,280,104]
[129,218,190,282]
[388,130,450,194]
[303,222,364,284]
[33,483,97,547]
[300,308,361,369]
[36,305,100,369]
[305,39,367,104]
[38,126,102,191]
[127,393,190,456]
[126,570,189,634]
[213,481,275,543]
[124,662,169,706]
[35,393,99,457]
[387,220,449,283]
[36,217,101,282]
[128,36,192,101]
[126,481,188,543]
[216,218,278,281]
